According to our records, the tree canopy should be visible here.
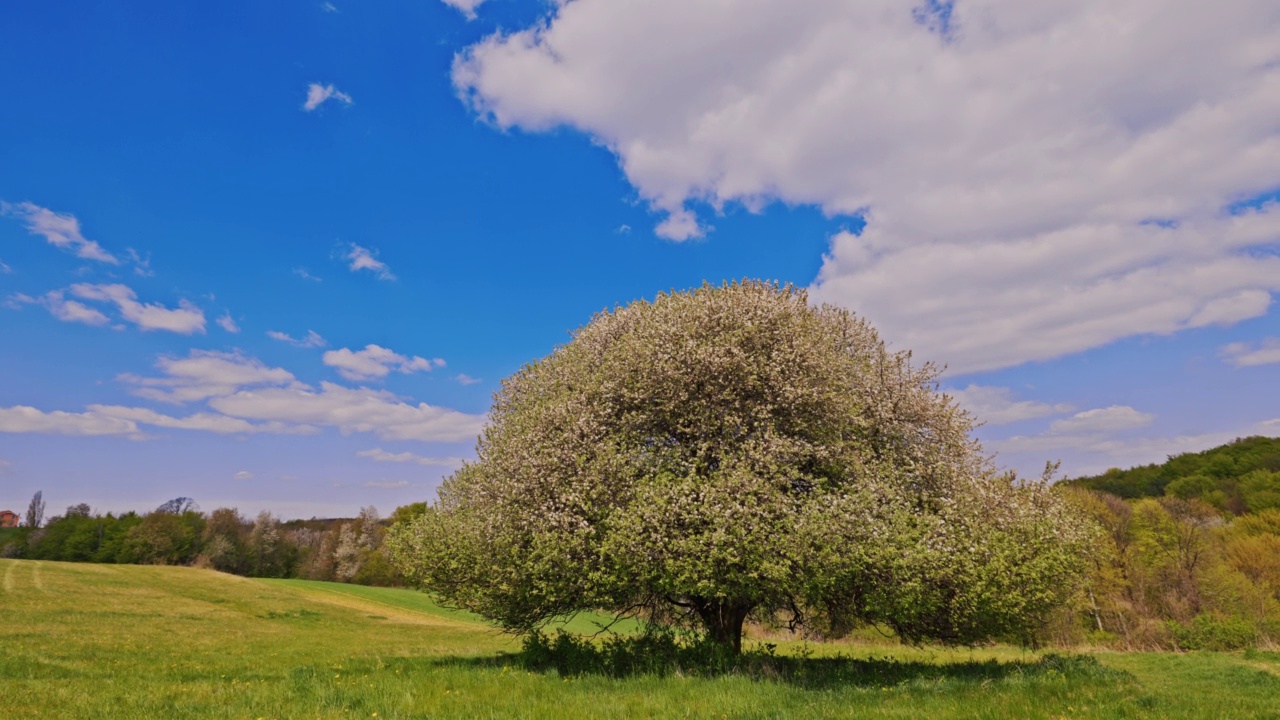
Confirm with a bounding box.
[389,281,1092,652]
[1064,436,1280,514]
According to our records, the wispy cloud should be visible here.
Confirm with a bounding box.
[234,470,254,480]
[357,448,467,468]
[69,283,206,334]
[439,0,485,20]
[302,83,353,112]
[947,385,1073,426]
[0,258,11,274]
[321,2,339,12]
[1,201,118,264]
[454,373,482,386]
[267,329,327,348]
[293,267,322,282]
[1220,338,1280,367]
[126,248,153,277]
[344,243,394,280]
[323,344,444,381]
[362,479,410,489]
[10,290,112,326]
[216,312,241,333]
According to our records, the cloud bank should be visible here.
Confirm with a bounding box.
[451,0,1280,373]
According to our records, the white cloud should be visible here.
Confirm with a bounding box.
[87,405,310,435]
[0,405,139,437]
[293,267,322,282]
[13,290,112,326]
[362,480,411,489]
[1048,406,1156,435]
[323,344,444,381]
[1,201,119,264]
[440,0,485,20]
[234,470,254,480]
[947,385,1072,426]
[216,312,241,334]
[344,243,395,280]
[69,283,206,334]
[209,382,485,443]
[0,459,11,476]
[1221,338,1280,367]
[0,258,11,273]
[302,83,353,111]
[357,448,467,468]
[453,0,1280,373]
[321,2,338,12]
[119,350,301,404]
[267,329,327,348]
[454,373,482,386]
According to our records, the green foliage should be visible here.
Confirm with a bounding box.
[390,281,1092,652]
[1066,435,1280,512]
[1167,615,1258,651]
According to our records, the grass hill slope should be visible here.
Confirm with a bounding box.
[1064,435,1280,513]
[2,560,1280,718]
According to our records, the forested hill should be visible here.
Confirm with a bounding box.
[1063,435,1280,514]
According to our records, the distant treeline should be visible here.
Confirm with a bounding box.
[0,496,428,587]
[1063,435,1280,513]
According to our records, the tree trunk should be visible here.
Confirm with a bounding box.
[692,599,752,655]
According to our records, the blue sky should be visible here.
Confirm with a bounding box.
[2,0,1279,519]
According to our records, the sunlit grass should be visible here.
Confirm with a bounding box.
[1,559,1277,718]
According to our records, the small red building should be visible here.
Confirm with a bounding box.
[0,510,19,528]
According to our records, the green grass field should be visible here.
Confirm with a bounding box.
[2,559,1278,718]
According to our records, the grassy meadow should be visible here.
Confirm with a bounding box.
[2,559,1279,719]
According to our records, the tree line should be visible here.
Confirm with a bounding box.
[0,492,427,587]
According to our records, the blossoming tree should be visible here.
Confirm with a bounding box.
[389,281,1091,653]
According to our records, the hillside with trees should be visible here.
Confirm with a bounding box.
[1063,436,1280,514]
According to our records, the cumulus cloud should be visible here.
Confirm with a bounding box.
[947,385,1072,426]
[323,344,444,381]
[440,0,485,20]
[454,373,482,386]
[302,83,353,111]
[216,312,240,333]
[234,470,255,480]
[267,329,327,348]
[209,382,485,443]
[119,350,301,404]
[1,201,119,264]
[452,0,1280,373]
[69,283,206,334]
[344,243,395,280]
[1221,338,1280,367]
[357,448,467,468]
[0,405,139,437]
[7,350,484,443]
